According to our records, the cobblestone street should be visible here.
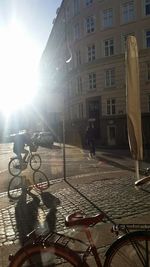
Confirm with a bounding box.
[0,165,150,266]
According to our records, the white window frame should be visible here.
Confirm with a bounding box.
[107,98,116,115]
[88,73,96,90]
[85,16,95,34]
[102,8,113,28]
[105,68,115,87]
[87,44,96,61]
[104,38,114,56]
[85,0,93,7]
[121,1,135,24]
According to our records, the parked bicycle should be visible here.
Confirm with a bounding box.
[8,143,41,176]
[8,170,49,200]
[9,211,150,266]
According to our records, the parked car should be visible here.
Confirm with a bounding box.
[35,131,54,148]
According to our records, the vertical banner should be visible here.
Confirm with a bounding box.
[125,36,143,180]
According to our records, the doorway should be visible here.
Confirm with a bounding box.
[107,125,116,146]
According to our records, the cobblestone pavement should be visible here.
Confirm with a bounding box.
[0,166,150,266]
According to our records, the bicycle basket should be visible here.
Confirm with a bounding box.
[30,144,38,152]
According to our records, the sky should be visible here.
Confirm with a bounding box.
[0,0,63,116]
[0,0,62,60]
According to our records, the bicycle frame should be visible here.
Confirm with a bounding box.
[26,225,103,266]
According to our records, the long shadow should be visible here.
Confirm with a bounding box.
[15,190,40,245]
[15,189,60,266]
[96,155,135,172]
[15,191,61,241]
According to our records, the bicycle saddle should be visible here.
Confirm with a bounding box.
[65,212,105,227]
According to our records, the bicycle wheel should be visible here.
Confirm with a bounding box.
[30,154,41,171]
[8,157,22,176]
[9,243,89,267]
[8,176,23,200]
[33,170,50,191]
[104,231,150,267]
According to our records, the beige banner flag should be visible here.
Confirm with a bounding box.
[126,36,143,162]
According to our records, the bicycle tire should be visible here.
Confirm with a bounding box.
[9,243,89,267]
[8,176,23,200]
[104,230,150,267]
[30,154,41,171]
[8,157,22,176]
[33,170,50,191]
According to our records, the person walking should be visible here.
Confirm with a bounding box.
[85,123,96,158]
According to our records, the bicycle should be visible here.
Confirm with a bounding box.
[8,211,150,266]
[8,170,50,200]
[8,143,41,176]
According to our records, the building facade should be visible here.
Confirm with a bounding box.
[40,0,150,148]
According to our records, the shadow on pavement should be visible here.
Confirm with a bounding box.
[96,155,134,173]
[15,190,61,246]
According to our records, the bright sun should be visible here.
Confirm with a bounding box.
[0,20,40,117]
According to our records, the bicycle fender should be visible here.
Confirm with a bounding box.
[105,230,150,258]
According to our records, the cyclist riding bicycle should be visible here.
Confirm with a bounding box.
[13,131,32,164]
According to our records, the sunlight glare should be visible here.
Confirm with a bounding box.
[0,20,40,117]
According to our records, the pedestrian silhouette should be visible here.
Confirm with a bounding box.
[85,123,96,158]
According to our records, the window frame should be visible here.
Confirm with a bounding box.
[105,68,115,87]
[85,16,95,34]
[144,0,150,16]
[145,29,150,48]
[107,98,116,115]
[87,44,96,62]
[88,72,97,90]
[104,38,114,57]
[121,32,135,51]
[121,1,135,24]
[102,8,113,28]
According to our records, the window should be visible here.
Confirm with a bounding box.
[105,68,115,87]
[144,0,150,15]
[73,0,80,16]
[87,45,95,62]
[103,8,113,28]
[74,23,80,40]
[147,62,150,80]
[88,73,96,90]
[121,32,135,51]
[86,16,95,33]
[104,38,114,56]
[77,76,82,94]
[87,44,96,61]
[79,103,84,118]
[75,50,81,65]
[107,98,116,115]
[145,30,150,47]
[85,0,93,7]
[121,1,135,23]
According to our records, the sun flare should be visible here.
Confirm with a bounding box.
[0,20,40,117]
